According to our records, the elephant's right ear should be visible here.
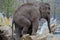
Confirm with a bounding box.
[44,3,50,6]
[44,3,50,10]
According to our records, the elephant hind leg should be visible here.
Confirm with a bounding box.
[17,17,31,35]
[15,24,23,40]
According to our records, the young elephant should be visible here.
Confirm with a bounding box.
[12,2,51,40]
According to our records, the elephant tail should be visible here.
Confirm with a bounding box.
[12,20,15,40]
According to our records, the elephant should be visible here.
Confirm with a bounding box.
[12,2,51,40]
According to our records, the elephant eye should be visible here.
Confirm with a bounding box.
[45,7,50,10]
[48,12,50,14]
[48,7,50,10]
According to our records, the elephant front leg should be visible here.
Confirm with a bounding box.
[22,26,29,35]
[32,19,39,35]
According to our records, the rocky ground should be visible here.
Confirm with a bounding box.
[0,18,60,40]
[20,33,60,40]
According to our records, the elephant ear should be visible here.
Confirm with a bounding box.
[44,3,50,11]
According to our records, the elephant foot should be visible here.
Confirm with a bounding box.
[32,32,36,35]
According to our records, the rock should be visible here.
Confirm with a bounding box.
[21,34,32,40]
